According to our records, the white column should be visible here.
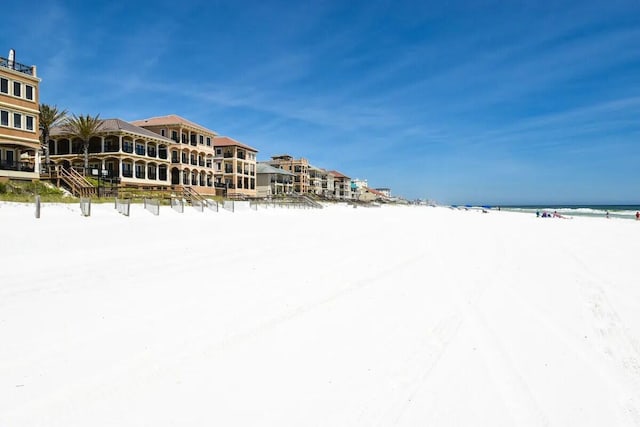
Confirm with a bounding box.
[100,136,105,153]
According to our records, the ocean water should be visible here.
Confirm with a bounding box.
[495,205,640,220]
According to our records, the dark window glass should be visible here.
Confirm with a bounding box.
[13,113,21,128]
[0,78,8,94]
[0,110,8,126]
[26,116,34,130]
[13,82,21,97]
[25,85,33,100]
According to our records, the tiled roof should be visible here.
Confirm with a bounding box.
[213,136,258,152]
[329,170,350,179]
[365,187,387,198]
[50,118,174,143]
[131,114,218,136]
[257,163,296,176]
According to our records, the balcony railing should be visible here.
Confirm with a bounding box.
[0,57,34,76]
[0,160,35,172]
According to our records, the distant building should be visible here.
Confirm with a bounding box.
[213,136,258,198]
[329,170,352,200]
[0,49,40,181]
[374,188,391,198]
[256,162,295,197]
[269,154,309,194]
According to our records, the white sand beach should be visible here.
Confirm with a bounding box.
[1,202,639,426]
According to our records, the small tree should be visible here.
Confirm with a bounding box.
[39,104,67,167]
[62,113,102,172]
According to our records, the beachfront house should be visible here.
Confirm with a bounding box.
[256,162,295,197]
[48,119,175,187]
[131,115,219,195]
[0,50,40,181]
[213,136,258,198]
[269,154,309,194]
[351,178,368,200]
[374,188,391,198]
[329,170,352,200]
[358,187,389,202]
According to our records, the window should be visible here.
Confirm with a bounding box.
[13,113,21,129]
[26,116,34,131]
[161,129,166,137]
[199,135,204,145]
[206,137,211,146]
[0,78,7,94]
[216,148,222,156]
[25,85,33,100]
[0,110,8,126]
[13,82,21,97]
[171,130,178,141]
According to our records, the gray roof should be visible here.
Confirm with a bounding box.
[50,118,175,143]
[257,163,296,176]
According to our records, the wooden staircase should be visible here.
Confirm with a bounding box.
[43,166,97,197]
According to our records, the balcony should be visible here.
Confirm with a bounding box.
[0,57,34,76]
[0,160,35,172]
[224,166,233,174]
[104,143,119,153]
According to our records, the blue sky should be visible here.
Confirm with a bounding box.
[3,0,639,204]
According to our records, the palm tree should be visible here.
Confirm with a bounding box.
[39,104,67,167]
[62,113,102,172]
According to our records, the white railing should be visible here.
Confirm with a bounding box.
[192,199,204,212]
[206,199,219,212]
[144,198,160,216]
[115,198,130,216]
[80,197,91,217]
[171,197,184,213]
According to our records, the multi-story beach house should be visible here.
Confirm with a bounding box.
[307,165,336,198]
[351,178,368,200]
[329,170,352,200]
[308,164,323,195]
[213,136,258,198]
[320,169,335,198]
[269,154,309,194]
[131,115,219,195]
[256,162,295,197]
[374,188,391,198]
[48,119,175,187]
[0,50,40,181]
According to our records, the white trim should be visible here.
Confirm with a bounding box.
[0,100,40,114]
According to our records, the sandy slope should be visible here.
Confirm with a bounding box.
[1,202,639,426]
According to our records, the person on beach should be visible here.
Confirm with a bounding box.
[606,211,610,219]
[536,210,540,218]
[636,211,639,220]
